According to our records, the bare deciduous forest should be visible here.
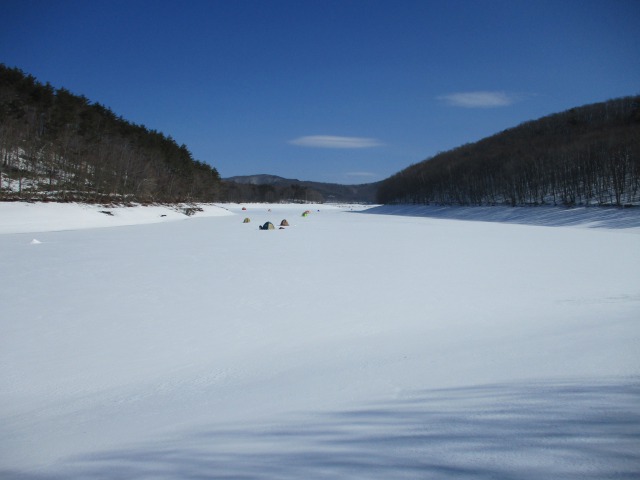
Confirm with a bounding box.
[0,65,223,203]
[377,96,640,207]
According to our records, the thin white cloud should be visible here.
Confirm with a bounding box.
[288,135,383,148]
[438,91,518,108]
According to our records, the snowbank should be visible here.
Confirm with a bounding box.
[0,202,234,234]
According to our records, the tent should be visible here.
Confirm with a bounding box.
[259,221,275,230]
[243,218,251,223]
[280,219,289,226]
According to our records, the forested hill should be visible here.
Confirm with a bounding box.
[377,96,640,207]
[0,65,222,203]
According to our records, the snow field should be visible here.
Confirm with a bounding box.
[0,202,639,478]
[0,201,235,234]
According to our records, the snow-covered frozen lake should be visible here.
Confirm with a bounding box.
[1,202,639,479]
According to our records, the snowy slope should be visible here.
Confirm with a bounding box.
[0,203,639,479]
[0,202,234,234]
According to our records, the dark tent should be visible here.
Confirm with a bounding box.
[259,222,275,230]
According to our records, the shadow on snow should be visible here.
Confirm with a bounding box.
[358,205,640,230]
[3,379,639,479]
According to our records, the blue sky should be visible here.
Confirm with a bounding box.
[1,0,639,184]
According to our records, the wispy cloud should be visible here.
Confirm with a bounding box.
[288,135,383,148]
[438,91,518,108]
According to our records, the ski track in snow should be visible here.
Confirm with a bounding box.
[0,202,639,479]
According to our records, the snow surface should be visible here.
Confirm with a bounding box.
[1,202,639,479]
[0,202,234,234]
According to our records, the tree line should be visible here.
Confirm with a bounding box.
[0,64,222,203]
[377,96,640,207]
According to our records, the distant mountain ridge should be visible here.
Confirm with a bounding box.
[224,174,296,186]
[223,174,379,203]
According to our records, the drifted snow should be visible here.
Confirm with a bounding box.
[0,201,234,234]
[0,202,638,479]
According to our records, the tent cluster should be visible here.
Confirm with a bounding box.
[243,208,310,230]
[258,219,289,230]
